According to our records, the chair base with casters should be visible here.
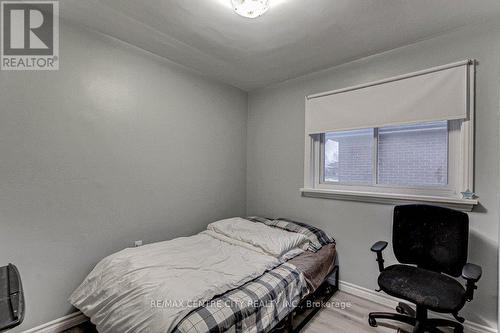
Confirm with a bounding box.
[369,302,464,333]
[368,205,482,333]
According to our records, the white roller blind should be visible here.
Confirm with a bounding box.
[305,60,472,134]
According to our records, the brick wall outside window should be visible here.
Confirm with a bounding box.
[324,129,373,183]
[324,122,448,187]
[378,126,448,186]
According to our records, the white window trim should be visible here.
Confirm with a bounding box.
[302,63,477,212]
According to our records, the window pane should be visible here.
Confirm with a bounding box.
[324,128,373,184]
[377,121,448,187]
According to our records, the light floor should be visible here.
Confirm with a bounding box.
[64,291,451,333]
[302,291,411,333]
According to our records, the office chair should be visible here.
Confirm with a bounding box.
[368,205,482,333]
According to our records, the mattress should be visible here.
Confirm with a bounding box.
[288,243,337,292]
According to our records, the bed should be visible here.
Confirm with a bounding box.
[70,217,337,333]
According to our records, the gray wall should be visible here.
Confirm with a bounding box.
[247,20,500,329]
[0,22,248,331]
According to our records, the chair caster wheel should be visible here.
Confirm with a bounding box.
[396,305,404,314]
[368,317,377,327]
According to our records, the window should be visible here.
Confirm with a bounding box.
[302,61,476,210]
[305,118,473,208]
[323,128,373,184]
[377,122,448,187]
[322,121,448,188]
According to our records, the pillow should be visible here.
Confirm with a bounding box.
[247,217,335,252]
[203,230,268,256]
[206,229,305,262]
[207,217,308,257]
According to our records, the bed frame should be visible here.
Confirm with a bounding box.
[272,265,339,333]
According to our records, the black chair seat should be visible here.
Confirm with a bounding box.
[378,265,466,313]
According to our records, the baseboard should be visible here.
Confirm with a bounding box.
[339,280,497,333]
[22,312,87,333]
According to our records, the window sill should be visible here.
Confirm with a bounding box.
[300,188,478,211]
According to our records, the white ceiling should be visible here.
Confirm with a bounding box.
[61,0,500,91]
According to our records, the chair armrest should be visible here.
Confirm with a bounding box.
[371,241,388,253]
[462,263,482,282]
[370,241,388,272]
[462,263,482,302]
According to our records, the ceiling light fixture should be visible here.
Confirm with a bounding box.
[231,0,270,19]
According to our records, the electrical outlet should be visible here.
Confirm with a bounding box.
[134,240,143,247]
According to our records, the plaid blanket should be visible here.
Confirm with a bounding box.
[246,217,335,252]
[174,263,308,333]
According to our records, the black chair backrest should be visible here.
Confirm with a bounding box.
[393,205,468,277]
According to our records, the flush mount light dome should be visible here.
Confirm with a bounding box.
[231,0,270,19]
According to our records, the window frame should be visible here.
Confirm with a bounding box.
[302,118,476,211]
